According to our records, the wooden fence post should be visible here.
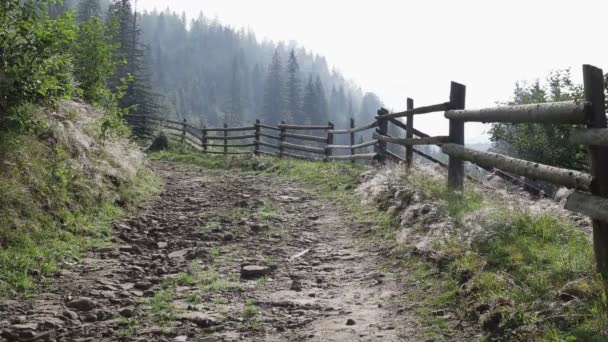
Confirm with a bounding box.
[326,121,334,161]
[350,117,355,163]
[181,118,187,145]
[375,108,389,163]
[447,82,466,190]
[583,64,608,276]
[223,123,228,155]
[202,126,208,152]
[406,98,414,168]
[254,119,261,156]
[279,121,286,158]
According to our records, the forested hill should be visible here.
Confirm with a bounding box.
[139,10,382,128]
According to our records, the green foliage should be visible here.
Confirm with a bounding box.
[72,17,117,104]
[0,0,77,130]
[490,69,588,170]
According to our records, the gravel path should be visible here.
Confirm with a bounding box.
[0,161,421,342]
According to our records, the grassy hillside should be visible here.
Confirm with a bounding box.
[0,102,160,297]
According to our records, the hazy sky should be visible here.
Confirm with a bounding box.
[138,0,608,143]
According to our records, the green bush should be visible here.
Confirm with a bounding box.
[0,1,77,130]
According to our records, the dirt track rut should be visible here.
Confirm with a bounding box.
[0,161,421,341]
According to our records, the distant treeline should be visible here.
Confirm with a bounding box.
[139,9,383,129]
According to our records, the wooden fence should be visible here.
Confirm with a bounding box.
[128,64,608,275]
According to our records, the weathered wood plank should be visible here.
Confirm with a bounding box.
[257,123,280,131]
[570,128,608,146]
[373,132,449,146]
[278,124,332,130]
[441,143,592,190]
[257,141,280,150]
[204,143,256,148]
[205,125,255,132]
[447,82,466,190]
[279,142,326,154]
[377,102,450,120]
[281,132,327,143]
[406,98,414,168]
[205,134,256,141]
[445,100,589,124]
[582,64,608,275]
[327,140,377,150]
[329,121,378,134]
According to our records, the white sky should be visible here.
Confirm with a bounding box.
[138,0,608,143]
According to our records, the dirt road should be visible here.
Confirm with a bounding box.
[0,161,421,341]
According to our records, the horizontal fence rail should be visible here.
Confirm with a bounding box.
[444,101,589,124]
[376,102,451,120]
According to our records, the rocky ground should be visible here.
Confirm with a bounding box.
[0,161,423,342]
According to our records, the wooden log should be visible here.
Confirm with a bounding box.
[375,108,389,163]
[205,143,256,148]
[258,123,280,131]
[223,123,228,155]
[279,121,286,158]
[205,125,255,132]
[376,102,450,120]
[565,192,608,223]
[447,82,466,190]
[205,134,256,141]
[326,122,334,159]
[445,100,589,124]
[259,133,280,140]
[327,140,378,150]
[254,119,261,155]
[257,141,280,150]
[327,153,377,161]
[278,123,332,130]
[570,128,608,146]
[373,132,450,146]
[582,64,608,276]
[329,121,378,134]
[181,119,187,145]
[201,151,252,155]
[279,142,326,154]
[350,118,356,163]
[202,126,208,152]
[406,98,414,168]
[281,132,327,143]
[441,143,592,190]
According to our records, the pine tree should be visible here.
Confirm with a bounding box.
[314,76,328,123]
[302,75,316,125]
[228,56,242,125]
[108,0,159,115]
[285,49,301,123]
[78,0,102,23]
[262,50,284,123]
